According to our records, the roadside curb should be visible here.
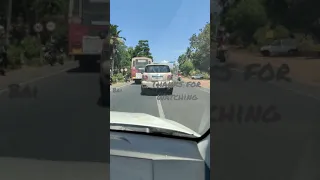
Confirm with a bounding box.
[110,82,131,91]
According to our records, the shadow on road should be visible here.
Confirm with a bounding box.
[66,66,99,74]
[0,115,109,163]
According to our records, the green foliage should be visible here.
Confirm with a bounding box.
[133,40,153,59]
[179,61,194,76]
[226,0,268,44]
[177,22,210,76]
[20,36,42,66]
[221,0,320,47]
[7,45,23,69]
[202,72,210,79]
[112,73,125,83]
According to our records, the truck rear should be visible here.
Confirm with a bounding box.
[68,0,109,70]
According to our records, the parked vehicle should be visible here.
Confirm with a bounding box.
[260,39,298,56]
[191,74,204,79]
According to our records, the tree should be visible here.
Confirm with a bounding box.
[133,40,153,59]
[179,61,194,76]
[109,24,126,75]
[178,22,210,74]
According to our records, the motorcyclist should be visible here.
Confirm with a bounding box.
[0,25,8,75]
[44,37,64,65]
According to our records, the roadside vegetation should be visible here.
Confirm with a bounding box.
[1,0,68,69]
[218,0,320,54]
[177,22,210,79]
[109,24,153,83]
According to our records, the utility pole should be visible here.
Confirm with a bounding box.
[6,0,12,45]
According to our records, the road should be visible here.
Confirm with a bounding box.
[0,67,209,177]
[211,67,320,180]
[110,78,210,134]
[0,67,109,179]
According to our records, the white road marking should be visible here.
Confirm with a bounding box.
[0,66,73,95]
[198,101,210,133]
[156,97,166,119]
[230,68,320,101]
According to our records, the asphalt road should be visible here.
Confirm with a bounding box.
[110,78,210,134]
[211,67,320,180]
[0,67,109,179]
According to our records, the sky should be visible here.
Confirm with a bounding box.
[111,0,210,63]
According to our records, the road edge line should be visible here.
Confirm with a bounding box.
[110,83,131,92]
[0,66,75,95]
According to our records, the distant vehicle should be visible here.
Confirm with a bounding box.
[141,64,173,95]
[260,39,298,56]
[131,57,153,84]
[191,74,204,79]
[68,0,109,70]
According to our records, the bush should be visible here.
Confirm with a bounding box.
[179,61,194,76]
[20,36,42,66]
[112,73,125,83]
[202,72,210,79]
[7,45,23,69]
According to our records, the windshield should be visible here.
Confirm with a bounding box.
[110,0,210,138]
[135,59,149,69]
[145,65,170,73]
[82,0,109,25]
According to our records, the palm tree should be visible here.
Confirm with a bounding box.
[109,24,126,75]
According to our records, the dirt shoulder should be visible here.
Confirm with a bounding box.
[181,77,210,89]
[228,49,320,87]
[0,61,78,90]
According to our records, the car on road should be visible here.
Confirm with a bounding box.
[141,64,174,95]
[191,74,204,79]
[260,38,298,56]
[110,111,210,180]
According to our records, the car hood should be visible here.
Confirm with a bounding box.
[110,111,200,137]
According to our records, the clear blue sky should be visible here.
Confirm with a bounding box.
[111,0,210,63]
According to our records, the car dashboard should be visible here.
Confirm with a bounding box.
[111,131,207,180]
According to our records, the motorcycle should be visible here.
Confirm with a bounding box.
[43,43,64,66]
[124,74,130,82]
